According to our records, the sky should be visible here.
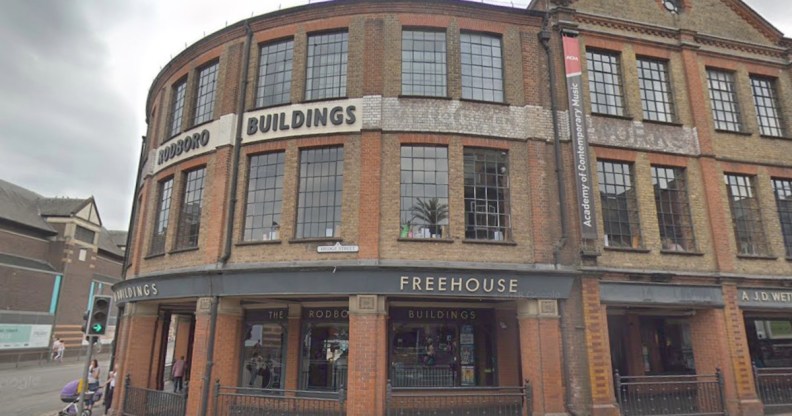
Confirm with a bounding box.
[0,0,789,231]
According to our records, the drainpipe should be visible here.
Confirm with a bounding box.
[220,20,253,265]
[540,7,569,269]
[540,4,579,415]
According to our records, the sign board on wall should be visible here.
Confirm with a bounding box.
[0,324,52,350]
[244,99,362,144]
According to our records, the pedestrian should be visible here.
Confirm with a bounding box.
[87,359,101,409]
[53,338,65,363]
[104,363,118,414]
[247,352,263,386]
[172,356,186,393]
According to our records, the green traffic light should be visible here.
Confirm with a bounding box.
[92,324,103,333]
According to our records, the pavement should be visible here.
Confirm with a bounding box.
[0,358,110,416]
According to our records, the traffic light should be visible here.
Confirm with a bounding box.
[80,309,90,334]
[87,295,111,336]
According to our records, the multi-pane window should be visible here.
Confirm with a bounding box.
[256,39,293,107]
[707,69,742,132]
[464,148,510,241]
[598,160,642,248]
[243,152,285,241]
[725,174,768,256]
[638,58,675,122]
[651,166,696,251]
[460,33,503,102]
[74,225,95,244]
[305,32,348,101]
[296,147,344,238]
[751,76,784,137]
[586,50,624,116]
[168,80,187,138]
[194,62,219,125]
[402,30,447,97]
[772,178,792,257]
[150,178,173,254]
[400,146,449,239]
[175,168,206,250]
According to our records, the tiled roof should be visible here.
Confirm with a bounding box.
[0,179,56,234]
[0,252,56,273]
[38,197,89,217]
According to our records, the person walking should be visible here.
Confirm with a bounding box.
[52,338,65,363]
[172,356,186,393]
[104,363,118,414]
[87,359,101,410]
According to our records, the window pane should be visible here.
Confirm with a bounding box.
[296,147,344,238]
[751,76,784,137]
[402,30,447,97]
[772,178,792,257]
[464,148,510,241]
[638,58,675,122]
[401,145,449,239]
[460,33,503,103]
[194,62,219,125]
[175,167,206,249]
[707,69,742,132]
[306,32,348,100]
[243,152,285,241]
[725,174,768,255]
[149,178,173,254]
[257,39,294,107]
[168,81,187,138]
[598,160,641,248]
[587,50,624,116]
[652,166,696,251]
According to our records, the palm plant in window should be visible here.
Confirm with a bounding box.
[410,197,449,238]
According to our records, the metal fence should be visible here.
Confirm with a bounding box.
[754,365,792,411]
[386,380,531,416]
[614,369,726,416]
[214,384,346,416]
[391,365,457,387]
[122,375,187,416]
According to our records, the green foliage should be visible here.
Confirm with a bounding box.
[410,197,448,226]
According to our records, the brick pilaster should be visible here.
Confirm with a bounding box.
[347,295,387,416]
[581,278,620,416]
[113,302,159,413]
[721,284,764,415]
[358,131,382,259]
[284,304,302,390]
[517,299,566,415]
[185,298,243,416]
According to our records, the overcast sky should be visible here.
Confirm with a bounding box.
[0,0,788,231]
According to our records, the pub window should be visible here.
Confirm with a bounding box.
[400,146,449,239]
[464,148,511,241]
[640,317,695,374]
[241,310,288,389]
[175,167,206,250]
[74,225,96,245]
[707,69,742,132]
[243,152,284,241]
[168,78,187,138]
[725,174,768,256]
[300,308,349,391]
[772,178,792,257]
[598,160,642,248]
[586,49,624,116]
[460,32,503,103]
[651,166,696,252]
[751,319,792,368]
[637,58,675,123]
[305,31,348,101]
[390,308,495,387]
[256,39,293,108]
[149,177,173,255]
[402,30,447,97]
[193,61,219,125]
[296,147,344,239]
[750,76,784,137]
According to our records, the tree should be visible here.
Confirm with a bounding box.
[410,197,448,236]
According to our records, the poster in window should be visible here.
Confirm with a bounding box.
[460,324,474,345]
[461,366,475,386]
[460,344,474,365]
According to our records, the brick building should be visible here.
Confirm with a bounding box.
[0,179,124,361]
[112,0,792,415]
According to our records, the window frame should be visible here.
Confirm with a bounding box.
[460,31,504,103]
[750,75,784,137]
[167,78,188,139]
[401,29,448,97]
[242,151,285,242]
[597,160,643,249]
[305,31,348,101]
[637,57,675,123]
[295,146,345,239]
[463,147,511,241]
[256,38,294,108]
[707,68,743,132]
[400,145,450,240]
[651,165,697,252]
[149,177,174,255]
[586,49,625,116]
[174,167,207,250]
[193,61,219,126]
[772,177,792,258]
[724,173,769,256]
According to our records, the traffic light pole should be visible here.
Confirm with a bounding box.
[77,336,96,415]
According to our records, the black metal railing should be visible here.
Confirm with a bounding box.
[754,364,792,410]
[386,380,532,416]
[391,365,457,387]
[214,383,346,416]
[615,369,726,416]
[123,374,187,416]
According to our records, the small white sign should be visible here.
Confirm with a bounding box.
[317,242,359,253]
